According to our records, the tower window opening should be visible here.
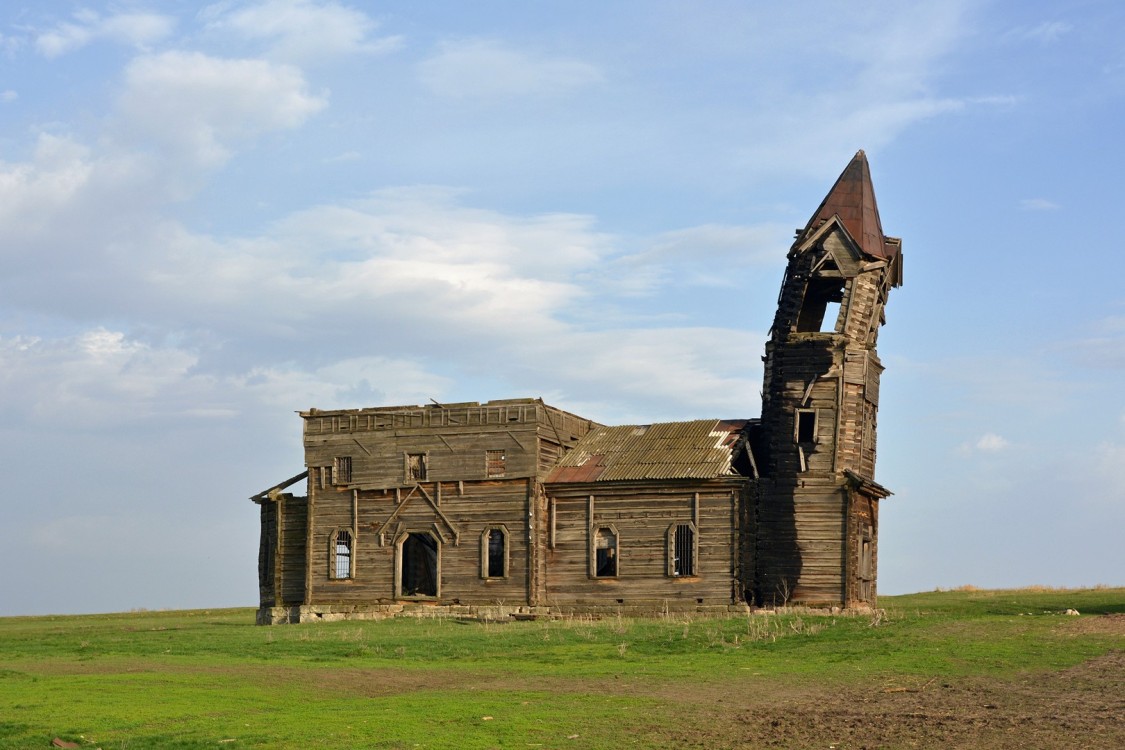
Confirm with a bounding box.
[796,409,817,443]
[796,277,845,333]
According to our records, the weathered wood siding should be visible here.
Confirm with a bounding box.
[755,221,895,607]
[543,481,744,607]
[306,479,535,605]
[276,494,308,606]
[258,494,309,608]
[258,501,275,607]
[303,400,595,490]
[845,489,879,606]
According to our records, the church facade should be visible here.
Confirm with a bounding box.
[251,151,902,624]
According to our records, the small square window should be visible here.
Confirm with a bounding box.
[485,450,506,478]
[406,453,427,481]
[333,456,352,484]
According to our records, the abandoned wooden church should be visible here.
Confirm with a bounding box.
[251,151,903,624]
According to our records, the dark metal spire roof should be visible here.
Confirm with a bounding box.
[798,150,897,261]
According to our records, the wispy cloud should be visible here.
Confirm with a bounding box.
[419,39,603,99]
[35,9,175,58]
[1020,198,1060,211]
[1005,21,1073,45]
[201,0,402,63]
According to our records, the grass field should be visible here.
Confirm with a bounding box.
[1,588,1122,749]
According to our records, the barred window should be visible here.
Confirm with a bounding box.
[485,450,506,478]
[670,523,696,577]
[333,456,352,484]
[333,529,353,580]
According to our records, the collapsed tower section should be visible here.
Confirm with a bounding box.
[754,150,902,607]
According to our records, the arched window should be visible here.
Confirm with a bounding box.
[480,526,508,579]
[667,522,697,577]
[592,526,618,578]
[331,529,353,580]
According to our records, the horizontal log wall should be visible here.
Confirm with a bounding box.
[307,479,533,606]
[756,482,846,605]
[543,481,743,606]
[258,502,275,607]
[277,495,308,606]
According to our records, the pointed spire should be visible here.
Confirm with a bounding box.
[798,150,896,260]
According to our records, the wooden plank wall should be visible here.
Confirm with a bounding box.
[277,495,308,606]
[305,423,540,491]
[306,479,533,606]
[755,480,848,605]
[258,502,276,607]
[543,482,743,606]
[844,490,879,606]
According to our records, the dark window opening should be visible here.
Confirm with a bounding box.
[796,277,845,333]
[333,456,352,484]
[594,527,618,577]
[401,533,438,596]
[796,409,817,443]
[486,528,506,578]
[259,513,276,590]
[485,449,506,478]
[672,524,695,577]
[406,453,427,481]
[333,529,352,579]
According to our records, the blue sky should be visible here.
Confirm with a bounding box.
[1,1,1122,616]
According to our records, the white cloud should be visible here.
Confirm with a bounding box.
[0,133,95,241]
[118,51,326,167]
[975,433,1010,452]
[419,39,603,99]
[1,89,15,103]
[1021,198,1060,211]
[35,10,175,58]
[530,328,762,423]
[202,0,402,63]
[236,357,455,411]
[0,329,203,425]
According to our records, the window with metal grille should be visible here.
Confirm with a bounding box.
[672,523,695,577]
[333,456,352,484]
[333,529,353,579]
[485,449,506,478]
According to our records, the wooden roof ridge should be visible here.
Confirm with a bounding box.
[249,469,309,503]
[797,150,895,261]
[843,468,893,499]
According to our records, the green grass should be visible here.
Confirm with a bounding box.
[0,588,1121,748]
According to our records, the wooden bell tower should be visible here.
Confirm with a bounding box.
[754,151,902,607]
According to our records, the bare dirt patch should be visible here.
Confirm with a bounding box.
[666,650,1125,749]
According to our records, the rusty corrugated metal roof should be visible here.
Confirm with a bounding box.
[798,150,896,261]
[546,419,749,483]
